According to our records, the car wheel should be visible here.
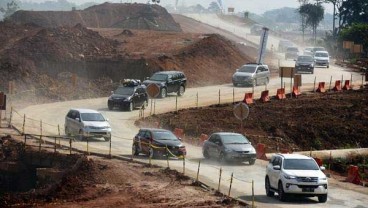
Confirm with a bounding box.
[104,135,111,142]
[266,77,269,85]
[249,159,256,165]
[79,129,85,141]
[311,69,314,74]
[132,143,139,156]
[108,102,113,110]
[203,149,210,159]
[177,85,185,96]
[65,126,71,136]
[148,147,155,158]
[233,83,238,87]
[128,102,133,111]
[160,88,167,98]
[265,177,275,197]
[278,182,287,202]
[252,79,256,87]
[327,65,329,68]
[218,152,226,163]
[318,194,328,203]
[142,100,148,108]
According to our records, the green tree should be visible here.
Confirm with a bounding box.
[298,0,310,44]
[0,0,19,19]
[339,0,368,27]
[208,1,220,13]
[299,3,325,44]
[339,23,368,55]
[323,0,343,37]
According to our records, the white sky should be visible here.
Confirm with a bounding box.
[19,0,334,14]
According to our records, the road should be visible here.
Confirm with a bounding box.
[9,14,368,208]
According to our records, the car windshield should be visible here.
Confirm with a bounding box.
[238,65,256,73]
[221,134,250,144]
[287,48,299,52]
[283,159,319,170]
[81,113,106,122]
[150,74,168,81]
[153,131,179,141]
[313,47,325,52]
[315,53,328,57]
[115,87,134,95]
[297,56,314,62]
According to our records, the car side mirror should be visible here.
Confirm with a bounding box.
[111,91,114,95]
[134,92,138,96]
[146,77,150,80]
[273,165,281,170]
[320,166,326,171]
[236,69,239,72]
[76,118,80,122]
[106,118,109,121]
[178,137,182,141]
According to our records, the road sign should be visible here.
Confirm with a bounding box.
[233,102,249,121]
[279,67,294,78]
[146,83,160,98]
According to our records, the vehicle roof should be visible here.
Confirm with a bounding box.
[243,63,268,67]
[214,132,243,136]
[298,55,313,58]
[140,128,171,132]
[286,46,298,49]
[70,108,100,113]
[314,51,328,54]
[154,71,184,75]
[276,153,311,159]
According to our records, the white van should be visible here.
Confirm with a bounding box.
[64,108,112,141]
[314,51,330,68]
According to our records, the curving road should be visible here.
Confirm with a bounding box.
[11,14,368,208]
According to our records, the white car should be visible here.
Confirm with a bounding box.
[265,153,328,203]
[314,51,330,68]
[64,108,112,141]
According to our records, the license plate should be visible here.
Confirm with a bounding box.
[302,188,314,192]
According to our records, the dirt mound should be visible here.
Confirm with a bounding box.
[136,88,368,152]
[150,34,251,86]
[9,3,182,32]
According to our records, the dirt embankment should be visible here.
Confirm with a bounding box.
[136,88,368,152]
[0,136,243,207]
[9,3,182,32]
[0,18,251,102]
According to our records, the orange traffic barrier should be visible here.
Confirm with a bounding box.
[292,86,301,97]
[313,158,323,167]
[333,80,342,91]
[174,128,184,139]
[346,165,361,185]
[243,93,254,105]
[256,143,268,160]
[343,80,351,90]
[276,88,286,100]
[316,82,326,93]
[260,90,270,102]
[199,133,208,146]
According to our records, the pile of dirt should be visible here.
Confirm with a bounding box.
[136,88,368,152]
[0,136,243,207]
[9,3,182,32]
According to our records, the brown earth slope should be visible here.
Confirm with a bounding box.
[9,3,182,32]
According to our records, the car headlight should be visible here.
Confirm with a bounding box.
[319,177,327,181]
[249,148,256,153]
[224,148,233,153]
[84,126,92,129]
[283,174,297,179]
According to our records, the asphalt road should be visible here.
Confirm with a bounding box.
[10,14,368,208]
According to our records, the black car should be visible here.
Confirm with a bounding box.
[295,55,315,74]
[132,128,187,158]
[142,71,186,98]
[107,80,148,111]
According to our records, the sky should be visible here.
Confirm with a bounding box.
[19,0,334,14]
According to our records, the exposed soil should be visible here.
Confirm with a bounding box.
[136,88,368,152]
[0,136,244,208]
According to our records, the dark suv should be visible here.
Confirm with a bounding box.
[107,79,148,111]
[142,71,186,98]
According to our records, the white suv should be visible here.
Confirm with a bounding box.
[265,154,328,203]
[65,108,112,141]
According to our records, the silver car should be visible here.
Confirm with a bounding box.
[202,132,257,165]
[232,63,270,87]
[64,108,112,141]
